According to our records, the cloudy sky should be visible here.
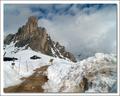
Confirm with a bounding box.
[4,4,117,59]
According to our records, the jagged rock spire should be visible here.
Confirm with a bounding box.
[26,16,38,33]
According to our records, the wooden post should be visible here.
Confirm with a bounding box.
[19,57,21,74]
[26,61,28,72]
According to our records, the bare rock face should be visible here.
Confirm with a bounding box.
[4,34,15,45]
[4,16,76,62]
[79,76,88,92]
[26,16,38,33]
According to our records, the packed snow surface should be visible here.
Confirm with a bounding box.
[4,42,117,93]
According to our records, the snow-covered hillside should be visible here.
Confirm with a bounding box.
[4,42,72,88]
[4,42,117,93]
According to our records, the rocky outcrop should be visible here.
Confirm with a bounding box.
[52,42,76,62]
[4,34,15,45]
[4,16,76,62]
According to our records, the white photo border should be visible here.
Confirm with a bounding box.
[0,0,119,96]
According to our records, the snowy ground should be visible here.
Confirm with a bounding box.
[4,42,117,93]
[4,43,69,88]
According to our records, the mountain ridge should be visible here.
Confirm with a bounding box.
[4,16,76,62]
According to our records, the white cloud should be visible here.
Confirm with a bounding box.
[4,4,40,36]
[39,5,116,58]
[4,4,117,59]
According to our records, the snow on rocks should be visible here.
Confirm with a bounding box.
[43,53,117,93]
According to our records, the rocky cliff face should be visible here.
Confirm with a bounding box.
[4,16,76,62]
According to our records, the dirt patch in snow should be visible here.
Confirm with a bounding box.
[4,65,49,93]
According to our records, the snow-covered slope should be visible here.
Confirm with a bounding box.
[43,53,117,93]
[4,42,72,88]
[4,42,117,93]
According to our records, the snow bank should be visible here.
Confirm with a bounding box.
[43,53,117,93]
[4,61,23,87]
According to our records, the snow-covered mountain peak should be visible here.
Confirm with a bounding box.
[4,16,76,62]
